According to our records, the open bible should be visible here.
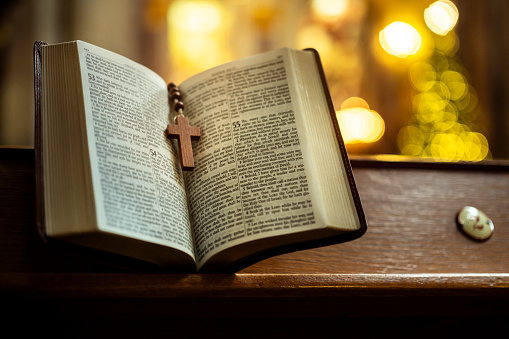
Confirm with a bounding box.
[34,40,366,272]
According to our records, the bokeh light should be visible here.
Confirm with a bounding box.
[169,1,221,34]
[434,31,459,55]
[311,0,349,23]
[440,70,467,101]
[337,97,385,144]
[399,54,489,161]
[167,1,229,81]
[409,61,437,92]
[424,0,459,36]
[295,24,334,56]
[399,0,490,162]
[379,21,421,58]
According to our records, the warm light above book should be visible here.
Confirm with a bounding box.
[167,0,230,83]
[336,97,384,144]
[379,21,422,58]
[425,0,459,36]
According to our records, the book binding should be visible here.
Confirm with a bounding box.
[34,40,48,242]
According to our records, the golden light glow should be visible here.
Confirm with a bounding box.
[440,70,467,101]
[434,31,459,55]
[341,96,370,110]
[311,0,349,22]
[399,43,490,162]
[399,123,489,161]
[379,22,422,58]
[398,125,425,156]
[409,61,437,92]
[424,0,459,36]
[169,1,221,33]
[337,97,384,144]
[295,24,333,56]
[167,1,229,82]
[429,131,489,161]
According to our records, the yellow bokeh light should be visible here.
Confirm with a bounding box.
[295,24,333,56]
[409,62,437,92]
[462,132,490,161]
[434,31,459,55]
[399,122,489,162]
[341,96,370,110]
[455,86,478,112]
[428,130,488,162]
[398,125,425,156]
[440,70,467,101]
[169,1,221,34]
[413,91,451,123]
[424,0,459,36]
[311,0,349,22]
[430,133,462,160]
[167,1,229,81]
[337,97,384,144]
[379,21,422,58]
[399,1,489,162]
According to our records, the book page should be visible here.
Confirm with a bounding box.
[76,41,195,259]
[181,48,324,268]
[291,50,362,232]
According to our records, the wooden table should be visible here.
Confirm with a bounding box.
[1,147,508,335]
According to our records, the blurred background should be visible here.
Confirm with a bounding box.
[1,0,508,161]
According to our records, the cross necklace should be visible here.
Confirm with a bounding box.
[166,83,201,171]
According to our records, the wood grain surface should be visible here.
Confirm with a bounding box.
[1,147,508,325]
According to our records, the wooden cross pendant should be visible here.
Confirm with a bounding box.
[166,116,201,171]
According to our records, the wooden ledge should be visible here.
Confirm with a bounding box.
[3,273,509,320]
[1,147,509,320]
[3,273,509,298]
[349,154,509,171]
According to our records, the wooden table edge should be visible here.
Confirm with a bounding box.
[2,273,509,298]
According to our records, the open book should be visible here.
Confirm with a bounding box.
[34,40,366,272]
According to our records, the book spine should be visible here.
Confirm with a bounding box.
[304,48,367,239]
[34,40,48,242]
